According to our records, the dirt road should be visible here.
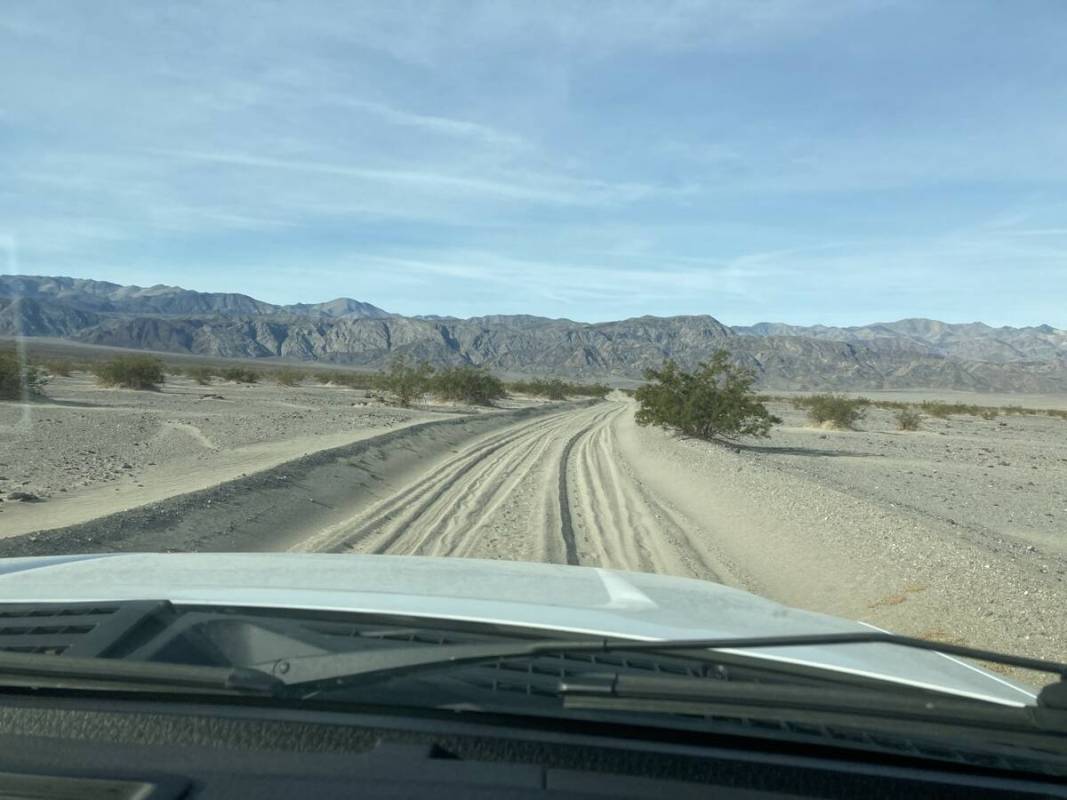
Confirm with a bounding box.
[292,396,1066,674]
[291,401,740,587]
[4,394,1064,675]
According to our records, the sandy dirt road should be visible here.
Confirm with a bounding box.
[291,401,740,587]
[3,394,1063,677]
[289,396,1066,677]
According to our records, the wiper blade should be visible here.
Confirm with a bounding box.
[561,674,1061,733]
[262,631,1067,706]
[0,651,279,696]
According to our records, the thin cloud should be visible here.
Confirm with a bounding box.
[330,97,528,150]
[157,149,655,206]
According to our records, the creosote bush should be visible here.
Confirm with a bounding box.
[431,366,506,406]
[507,378,609,400]
[219,367,260,384]
[94,356,166,390]
[378,356,434,407]
[185,366,216,385]
[895,408,922,431]
[272,368,305,387]
[795,394,867,430]
[312,370,379,389]
[0,352,49,400]
[43,359,74,377]
[634,351,780,441]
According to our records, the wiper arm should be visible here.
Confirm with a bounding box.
[0,651,279,696]
[261,631,1067,707]
[561,674,1061,733]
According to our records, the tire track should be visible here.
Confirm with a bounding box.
[553,405,619,567]
[556,424,584,567]
[290,407,577,554]
[297,399,736,586]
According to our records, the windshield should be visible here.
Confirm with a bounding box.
[0,0,1064,709]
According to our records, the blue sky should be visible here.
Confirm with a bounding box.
[2,1,1066,326]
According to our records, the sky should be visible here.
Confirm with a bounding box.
[2,1,1066,326]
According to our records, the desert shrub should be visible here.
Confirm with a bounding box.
[43,359,74,377]
[94,356,166,390]
[431,366,506,406]
[1001,404,1026,416]
[870,399,909,411]
[379,355,434,407]
[313,370,379,389]
[508,378,569,400]
[895,408,922,431]
[0,352,49,400]
[803,394,867,429]
[185,366,216,385]
[272,368,305,387]
[570,383,611,399]
[220,367,260,384]
[919,401,952,419]
[920,401,999,419]
[634,351,780,441]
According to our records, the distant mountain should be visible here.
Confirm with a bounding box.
[280,297,391,319]
[2,274,1065,392]
[733,318,1067,363]
[0,275,390,319]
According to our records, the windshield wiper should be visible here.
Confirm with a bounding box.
[260,631,1067,709]
[0,651,279,696]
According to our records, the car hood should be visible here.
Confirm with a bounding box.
[0,552,1036,706]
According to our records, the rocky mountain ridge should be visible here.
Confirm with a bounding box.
[733,318,1067,363]
[2,275,1065,392]
[0,275,390,319]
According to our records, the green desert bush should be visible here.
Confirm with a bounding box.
[570,382,611,399]
[431,366,506,406]
[328,371,380,390]
[895,408,922,431]
[43,359,74,377]
[0,352,49,400]
[508,378,569,400]
[185,366,216,385]
[219,367,260,384]
[918,401,953,419]
[802,394,867,430]
[870,399,909,411]
[272,368,305,387]
[94,356,166,390]
[378,356,434,407]
[634,351,780,441]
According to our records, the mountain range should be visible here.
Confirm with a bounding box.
[2,275,1065,392]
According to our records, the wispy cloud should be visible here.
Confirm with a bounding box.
[329,97,528,150]
[157,148,656,207]
[2,1,1066,326]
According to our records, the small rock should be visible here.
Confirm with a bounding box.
[8,491,43,503]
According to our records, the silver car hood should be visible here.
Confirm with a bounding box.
[0,552,1036,706]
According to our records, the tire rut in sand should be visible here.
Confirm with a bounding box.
[556,421,595,567]
[294,407,584,558]
[297,400,737,588]
[564,403,727,583]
